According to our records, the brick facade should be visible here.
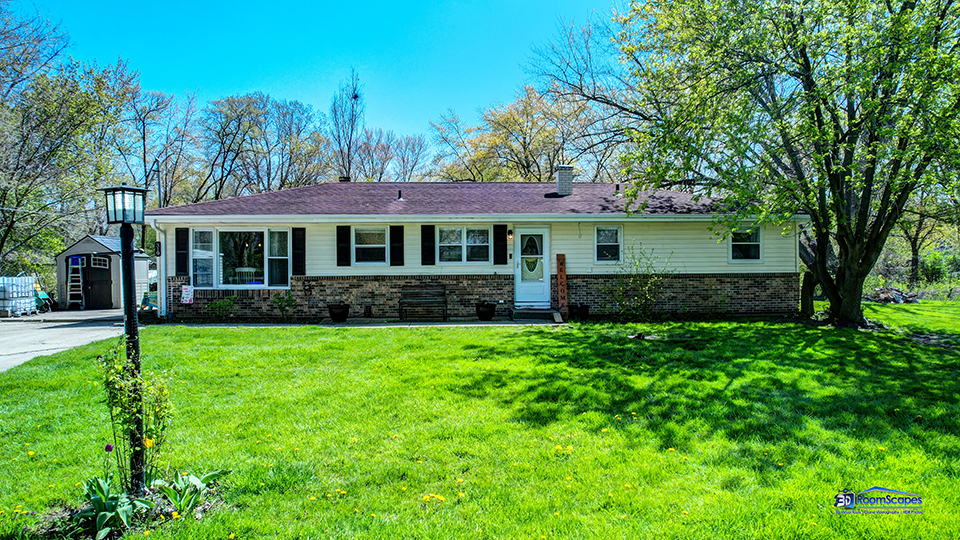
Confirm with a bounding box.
[558,273,800,315]
[165,272,798,320]
[166,274,514,320]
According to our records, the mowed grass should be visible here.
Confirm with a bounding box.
[1,307,959,539]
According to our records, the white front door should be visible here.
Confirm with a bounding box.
[514,227,551,308]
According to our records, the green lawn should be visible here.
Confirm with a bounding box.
[1,305,959,539]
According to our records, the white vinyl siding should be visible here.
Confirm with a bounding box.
[162,220,799,278]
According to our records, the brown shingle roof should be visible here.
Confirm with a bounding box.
[146,182,723,217]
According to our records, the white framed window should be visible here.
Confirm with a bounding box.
[189,228,290,288]
[192,229,214,287]
[730,229,762,262]
[268,230,290,286]
[354,227,387,264]
[438,226,490,263]
[91,256,109,269]
[595,225,622,263]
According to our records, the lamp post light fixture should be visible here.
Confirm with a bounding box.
[100,183,148,495]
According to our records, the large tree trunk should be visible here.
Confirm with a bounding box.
[909,237,921,288]
[800,272,816,318]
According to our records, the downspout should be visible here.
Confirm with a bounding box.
[150,218,167,317]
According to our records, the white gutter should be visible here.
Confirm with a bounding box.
[150,218,167,317]
[148,213,812,225]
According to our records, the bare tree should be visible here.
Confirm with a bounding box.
[328,69,364,181]
[392,134,428,182]
[355,128,396,182]
[241,95,330,192]
[191,95,259,202]
[430,110,498,181]
[0,0,67,102]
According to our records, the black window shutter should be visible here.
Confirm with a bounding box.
[421,225,435,266]
[336,226,351,266]
[493,225,508,265]
[292,227,306,275]
[175,228,189,276]
[390,225,404,266]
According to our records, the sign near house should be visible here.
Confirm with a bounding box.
[181,285,194,304]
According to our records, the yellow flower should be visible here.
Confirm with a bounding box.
[555,445,563,450]
[423,495,431,501]
[458,492,465,497]
[554,511,560,516]
[878,446,886,451]
[27,451,35,456]
[682,510,689,515]
[144,438,154,449]
[172,511,180,519]
[601,429,608,433]
[402,487,407,491]
[309,496,316,501]
[144,532,151,537]
[567,445,572,451]
[869,466,876,470]
[667,448,675,452]
[229,535,235,539]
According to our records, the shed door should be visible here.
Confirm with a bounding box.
[84,255,113,310]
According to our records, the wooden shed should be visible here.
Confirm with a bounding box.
[55,235,150,310]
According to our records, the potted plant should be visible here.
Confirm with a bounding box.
[328,302,350,323]
[569,303,590,321]
[475,301,497,321]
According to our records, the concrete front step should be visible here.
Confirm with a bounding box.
[510,309,563,323]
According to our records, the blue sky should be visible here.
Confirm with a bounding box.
[28,0,612,137]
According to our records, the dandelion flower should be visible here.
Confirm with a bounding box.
[668,448,675,452]
[424,495,431,501]
[601,429,608,433]
[402,487,407,491]
[682,510,689,515]
[144,438,154,449]
[869,466,875,470]
[144,532,151,537]
[310,496,316,501]
[878,446,886,451]
[459,492,465,497]
[229,535,235,539]
[555,445,563,450]
[172,512,180,519]
[566,477,572,481]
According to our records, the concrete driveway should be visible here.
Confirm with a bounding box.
[0,309,125,371]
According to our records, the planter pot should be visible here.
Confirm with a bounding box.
[569,303,590,321]
[328,303,350,323]
[476,302,497,321]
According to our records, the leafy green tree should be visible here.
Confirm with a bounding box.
[547,0,960,326]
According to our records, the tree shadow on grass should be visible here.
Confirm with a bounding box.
[453,322,960,466]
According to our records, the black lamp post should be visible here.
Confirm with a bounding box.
[101,183,148,495]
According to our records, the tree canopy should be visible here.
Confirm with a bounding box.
[541,0,960,325]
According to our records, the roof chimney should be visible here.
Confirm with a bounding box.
[556,165,573,196]
[338,176,351,183]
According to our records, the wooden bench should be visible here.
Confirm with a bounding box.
[399,284,447,321]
